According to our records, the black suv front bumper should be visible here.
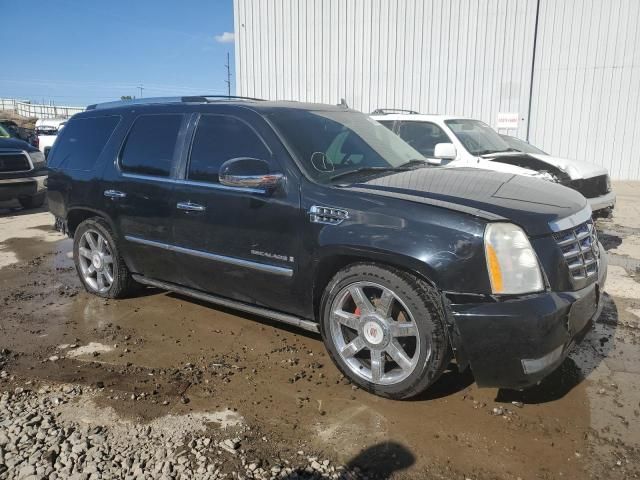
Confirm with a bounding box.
[449,251,607,389]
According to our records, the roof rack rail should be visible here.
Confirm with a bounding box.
[371,108,420,115]
[183,95,266,102]
[87,95,265,110]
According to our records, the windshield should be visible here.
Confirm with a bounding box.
[500,134,547,155]
[267,110,426,184]
[445,119,512,156]
[0,125,10,138]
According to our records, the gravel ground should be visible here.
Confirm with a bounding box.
[0,381,365,480]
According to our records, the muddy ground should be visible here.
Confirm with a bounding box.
[1,182,639,479]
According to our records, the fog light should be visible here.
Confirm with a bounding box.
[521,344,564,375]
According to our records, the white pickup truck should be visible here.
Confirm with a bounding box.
[371,111,616,216]
[35,117,67,159]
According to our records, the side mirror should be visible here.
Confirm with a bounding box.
[434,143,457,160]
[219,157,284,192]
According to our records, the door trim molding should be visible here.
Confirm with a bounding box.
[124,235,293,277]
[131,274,319,333]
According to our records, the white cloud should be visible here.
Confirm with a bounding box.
[214,32,235,43]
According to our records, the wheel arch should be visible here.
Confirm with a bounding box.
[311,247,441,321]
[66,207,116,237]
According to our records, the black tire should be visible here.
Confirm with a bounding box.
[73,217,137,299]
[319,263,451,399]
[18,193,45,209]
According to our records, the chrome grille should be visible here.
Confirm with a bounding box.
[553,220,600,280]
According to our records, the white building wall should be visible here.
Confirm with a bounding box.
[235,0,640,179]
[529,0,640,180]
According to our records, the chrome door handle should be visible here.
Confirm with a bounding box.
[176,201,206,212]
[104,189,127,199]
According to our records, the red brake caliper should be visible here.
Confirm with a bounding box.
[354,307,361,316]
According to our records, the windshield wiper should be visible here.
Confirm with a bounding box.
[329,166,402,182]
[399,158,430,168]
[329,159,429,182]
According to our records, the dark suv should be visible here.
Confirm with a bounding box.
[47,97,607,399]
[0,126,47,208]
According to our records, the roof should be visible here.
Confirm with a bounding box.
[85,96,352,114]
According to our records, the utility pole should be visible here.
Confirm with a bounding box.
[138,84,144,98]
[225,52,231,97]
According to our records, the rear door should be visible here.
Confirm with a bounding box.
[101,112,190,282]
[170,110,304,314]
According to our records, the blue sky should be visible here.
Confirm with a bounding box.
[0,0,235,106]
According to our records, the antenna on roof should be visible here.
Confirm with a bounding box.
[338,98,349,108]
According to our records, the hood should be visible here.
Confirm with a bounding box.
[482,151,608,181]
[0,137,36,152]
[528,153,608,180]
[342,167,587,237]
[469,154,556,180]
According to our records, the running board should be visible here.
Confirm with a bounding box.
[131,274,320,334]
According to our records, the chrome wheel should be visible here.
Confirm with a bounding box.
[77,229,114,294]
[329,281,426,386]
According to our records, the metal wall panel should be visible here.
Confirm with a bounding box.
[234,0,640,179]
[530,0,640,179]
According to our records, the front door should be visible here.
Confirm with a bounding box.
[171,113,304,315]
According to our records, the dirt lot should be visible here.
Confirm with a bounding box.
[1,183,639,479]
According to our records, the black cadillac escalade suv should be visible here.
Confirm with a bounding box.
[47,97,607,399]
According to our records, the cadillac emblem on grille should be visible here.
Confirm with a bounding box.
[553,220,600,280]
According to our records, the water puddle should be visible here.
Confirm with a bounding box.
[65,342,114,358]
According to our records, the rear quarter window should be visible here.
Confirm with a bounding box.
[48,116,120,171]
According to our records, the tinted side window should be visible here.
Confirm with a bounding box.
[120,114,183,177]
[188,115,270,184]
[48,116,120,171]
[397,121,451,157]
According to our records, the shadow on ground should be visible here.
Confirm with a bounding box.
[282,441,415,479]
[0,199,48,218]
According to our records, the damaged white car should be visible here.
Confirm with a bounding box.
[372,111,616,216]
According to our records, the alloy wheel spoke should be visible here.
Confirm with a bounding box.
[389,322,418,337]
[87,264,96,274]
[341,336,366,358]
[377,289,395,317]
[85,232,97,250]
[386,340,413,371]
[333,310,360,330]
[97,235,105,253]
[103,268,114,285]
[78,247,92,259]
[370,349,385,383]
[96,271,105,290]
[349,286,374,313]
[102,255,113,265]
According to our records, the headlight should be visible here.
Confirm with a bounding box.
[29,150,46,169]
[605,175,612,192]
[484,223,544,295]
